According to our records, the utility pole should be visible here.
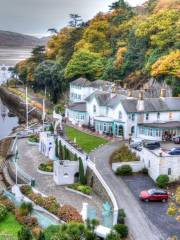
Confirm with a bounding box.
[42,98,46,131]
[26,87,28,130]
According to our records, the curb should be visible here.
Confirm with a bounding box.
[65,187,92,199]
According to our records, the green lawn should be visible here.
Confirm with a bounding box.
[0,212,22,239]
[65,126,108,153]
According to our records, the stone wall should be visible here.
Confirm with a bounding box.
[87,167,113,208]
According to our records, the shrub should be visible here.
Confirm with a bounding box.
[0,204,7,221]
[116,165,132,176]
[19,202,33,216]
[21,185,33,195]
[38,161,53,172]
[0,195,15,211]
[18,226,33,240]
[79,158,87,185]
[113,224,128,238]
[28,134,39,143]
[117,209,126,224]
[69,183,92,195]
[32,226,42,240]
[156,175,169,188]
[141,167,148,175]
[110,144,140,164]
[58,205,83,223]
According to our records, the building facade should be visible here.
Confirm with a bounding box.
[66,78,180,141]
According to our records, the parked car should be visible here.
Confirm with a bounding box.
[173,136,180,144]
[143,141,160,150]
[130,138,143,148]
[140,189,168,202]
[168,147,180,155]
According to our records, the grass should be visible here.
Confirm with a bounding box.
[0,212,22,239]
[65,125,108,153]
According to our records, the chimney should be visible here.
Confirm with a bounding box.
[160,89,166,98]
[137,90,144,111]
[139,90,144,100]
[123,83,127,89]
[128,90,133,97]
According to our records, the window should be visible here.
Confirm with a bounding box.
[132,113,135,121]
[168,168,171,175]
[93,105,96,113]
[169,112,173,120]
[145,113,149,120]
[118,111,122,119]
[157,112,160,120]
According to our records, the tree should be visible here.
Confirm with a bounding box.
[109,0,131,10]
[48,28,58,34]
[65,49,104,80]
[59,141,64,160]
[79,158,87,185]
[55,138,59,159]
[69,14,83,28]
[31,46,45,63]
[18,226,32,240]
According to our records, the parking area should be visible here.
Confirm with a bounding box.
[122,174,180,239]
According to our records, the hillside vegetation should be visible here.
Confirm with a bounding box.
[14,0,180,103]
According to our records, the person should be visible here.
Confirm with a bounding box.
[128,135,132,144]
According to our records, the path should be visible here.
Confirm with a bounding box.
[90,141,165,240]
[17,138,103,221]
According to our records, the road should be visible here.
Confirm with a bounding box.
[90,141,165,240]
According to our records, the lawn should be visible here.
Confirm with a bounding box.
[65,126,108,153]
[0,212,22,239]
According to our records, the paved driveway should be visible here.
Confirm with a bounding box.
[90,141,165,240]
[123,175,180,239]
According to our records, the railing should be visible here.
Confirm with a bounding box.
[57,135,118,225]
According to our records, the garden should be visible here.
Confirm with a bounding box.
[28,134,39,144]
[65,125,108,153]
[110,144,140,164]
[38,161,53,173]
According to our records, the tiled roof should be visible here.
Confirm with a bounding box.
[85,91,111,106]
[68,102,87,112]
[90,80,113,88]
[139,121,180,129]
[71,78,91,87]
[121,98,180,113]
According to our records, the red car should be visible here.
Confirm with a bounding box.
[140,189,169,202]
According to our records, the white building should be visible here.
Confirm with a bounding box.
[39,131,56,160]
[66,80,180,141]
[53,160,79,185]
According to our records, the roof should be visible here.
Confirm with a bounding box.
[85,91,111,106]
[90,80,113,88]
[138,121,180,129]
[107,94,127,108]
[71,78,91,87]
[68,102,87,112]
[120,98,180,113]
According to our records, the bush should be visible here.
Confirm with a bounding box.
[19,202,33,216]
[58,205,83,223]
[38,161,53,172]
[28,134,39,143]
[0,204,7,221]
[113,224,128,238]
[18,226,33,240]
[156,175,169,188]
[141,167,148,175]
[117,209,126,224]
[21,185,33,195]
[110,144,140,164]
[0,195,15,211]
[69,183,92,195]
[116,165,132,176]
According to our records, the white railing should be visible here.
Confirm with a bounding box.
[57,135,118,225]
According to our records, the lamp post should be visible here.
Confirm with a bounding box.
[15,146,19,185]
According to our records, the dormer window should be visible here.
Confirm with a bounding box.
[93,105,96,113]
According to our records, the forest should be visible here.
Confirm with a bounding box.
[13,0,180,103]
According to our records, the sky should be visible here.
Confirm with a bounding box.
[0,0,146,37]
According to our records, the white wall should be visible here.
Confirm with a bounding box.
[54,160,79,185]
[112,161,144,173]
[70,85,94,102]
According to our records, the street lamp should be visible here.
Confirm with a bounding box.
[15,147,19,185]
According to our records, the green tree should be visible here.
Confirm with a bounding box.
[79,158,87,185]
[18,226,32,240]
[65,49,104,80]
[55,139,59,159]
[59,141,64,160]
[69,14,83,28]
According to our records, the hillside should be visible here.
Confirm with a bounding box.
[15,0,180,103]
[0,30,48,47]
